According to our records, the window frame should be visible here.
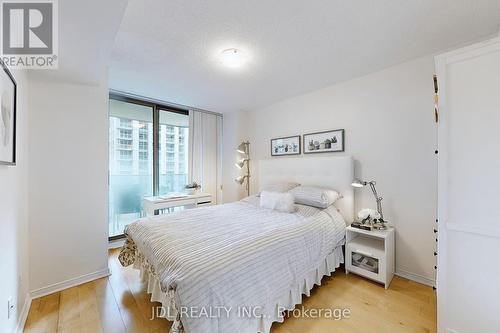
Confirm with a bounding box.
[109,93,189,241]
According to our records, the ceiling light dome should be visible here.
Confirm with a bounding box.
[219,48,247,68]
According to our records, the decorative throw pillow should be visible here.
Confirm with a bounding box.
[289,186,341,209]
[259,191,296,213]
[258,182,300,196]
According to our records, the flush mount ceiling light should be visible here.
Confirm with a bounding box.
[219,48,247,68]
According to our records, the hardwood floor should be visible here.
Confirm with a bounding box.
[24,249,436,333]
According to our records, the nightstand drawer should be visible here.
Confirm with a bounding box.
[346,239,386,283]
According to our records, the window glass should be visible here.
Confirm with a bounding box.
[158,110,189,195]
[108,99,153,238]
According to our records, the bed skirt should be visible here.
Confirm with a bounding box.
[131,245,344,333]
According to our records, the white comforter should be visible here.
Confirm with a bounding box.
[121,197,346,333]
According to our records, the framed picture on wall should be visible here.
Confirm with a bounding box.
[303,129,344,154]
[0,60,17,165]
[271,135,301,156]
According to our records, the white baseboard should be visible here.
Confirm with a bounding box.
[445,329,460,333]
[396,268,435,287]
[30,268,111,300]
[15,294,32,333]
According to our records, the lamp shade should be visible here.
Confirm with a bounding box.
[235,159,248,169]
[236,142,249,154]
[351,179,367,188]
[234,175,248,184]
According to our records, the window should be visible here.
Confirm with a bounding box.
[119,150,133,160]
[158,110,189,195]
[118,139,132,150]
[109,98,154,239]
[119,119,132,128]
[119,129,132,139]
[108,95,189,239]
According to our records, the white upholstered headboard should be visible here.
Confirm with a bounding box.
[259,156,354,222]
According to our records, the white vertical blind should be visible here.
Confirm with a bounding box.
[189,110,223,203]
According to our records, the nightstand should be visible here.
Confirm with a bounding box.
[345,225,395,289]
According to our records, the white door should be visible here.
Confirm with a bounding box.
[435,37,500,333]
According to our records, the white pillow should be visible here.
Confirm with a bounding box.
[260,191,296,213]
[258,182,300,196]
[289,186,341,209]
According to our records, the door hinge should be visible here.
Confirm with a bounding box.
[433,75,439,123]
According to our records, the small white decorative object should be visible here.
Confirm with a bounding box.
[358,208,381,223]
[185,182,201,195]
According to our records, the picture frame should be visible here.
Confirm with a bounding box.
[0,60,17,165]
[303,129,344,154]
[270,135,301,156]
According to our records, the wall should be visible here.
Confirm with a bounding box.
[0,69,30,332]
[226,56,437,283]
[28,77,110,295]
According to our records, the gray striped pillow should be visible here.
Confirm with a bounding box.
[289,185,341,209]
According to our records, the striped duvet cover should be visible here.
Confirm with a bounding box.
[119,196,346,333]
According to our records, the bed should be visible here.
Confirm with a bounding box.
[119,156,354,333]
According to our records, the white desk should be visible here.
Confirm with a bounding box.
[143,192,212,216]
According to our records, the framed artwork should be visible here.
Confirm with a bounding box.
[303,129,344,154]
[0,60,16,165]
[271,135,301,156]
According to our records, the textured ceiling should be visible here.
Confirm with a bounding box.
[30,0,128,85]
[109,0,500,113]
